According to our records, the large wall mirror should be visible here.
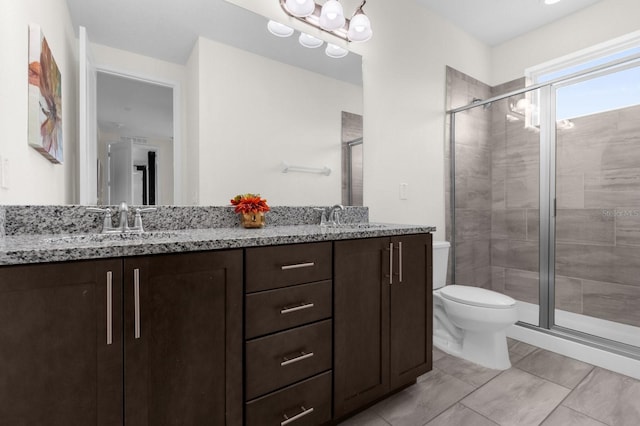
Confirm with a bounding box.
[66,0,363,206]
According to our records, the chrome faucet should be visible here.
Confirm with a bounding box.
[118,202,130,232]
[327,204,344,226]
[86,202,156,234]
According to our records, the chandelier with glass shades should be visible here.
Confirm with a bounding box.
[267,0,372,59]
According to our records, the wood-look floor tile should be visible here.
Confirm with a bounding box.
[371,369,474,426]
[563,367,640,426]
[433,353,501,388]
[338,409,390,426]
[541,406,608,426]
[515,348,593,389]
[425,403,498,426]
[461,368,570,426]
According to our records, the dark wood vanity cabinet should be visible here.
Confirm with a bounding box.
[334,234,433,419]
[244,242,333,426]
[123,250,243,426]
[0,250,243,426]
[0,232,432,426]
[0,259,123,426]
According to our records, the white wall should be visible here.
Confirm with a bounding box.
[491,0,640,85]
[361,2,490,237]
[191,37,363,206]
[0,0,77,204]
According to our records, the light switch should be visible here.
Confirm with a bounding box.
[399,183,408,200]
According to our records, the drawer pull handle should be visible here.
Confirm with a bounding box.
[281,406,314,426]
[106,271,113,345]
[281,351,314,366]
[281,262,315,271]
[281,303,315,314]
[134,268,141,339]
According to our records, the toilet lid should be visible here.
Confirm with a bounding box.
[440,285,516,309]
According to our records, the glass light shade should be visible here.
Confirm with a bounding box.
[299,33,323,48]
[325,43,348,58]
[319,0,345,31]
[267,20,294,37]
[347,13,372,42]
[284,0,316,17]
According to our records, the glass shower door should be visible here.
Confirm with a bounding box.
[552,61,640,347]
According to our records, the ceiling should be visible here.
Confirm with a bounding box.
[416,0,603,47]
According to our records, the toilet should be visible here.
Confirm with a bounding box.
[432,241,518,370]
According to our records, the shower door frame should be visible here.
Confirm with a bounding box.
[448,52,640,360]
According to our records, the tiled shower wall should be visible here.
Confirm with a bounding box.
[447,66,640,328]
[555,104,640,327]
[445,67,492,287]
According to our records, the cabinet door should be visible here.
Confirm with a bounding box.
[124,250,243,426]
[390,234,433,389]
[0,259,123,426]
[334,237,390,418]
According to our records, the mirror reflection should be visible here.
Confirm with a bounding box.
[70,0,364,206]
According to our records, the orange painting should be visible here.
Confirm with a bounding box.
[28,24,63,164]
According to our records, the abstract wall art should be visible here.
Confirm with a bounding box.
[28,24,63,164]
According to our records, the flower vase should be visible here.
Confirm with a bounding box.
[241,211,265,228]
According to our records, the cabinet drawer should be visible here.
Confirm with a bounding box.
[246,280,332,339]
[246,320,332,400]
[246,371,331,426]
[246,242,332,292]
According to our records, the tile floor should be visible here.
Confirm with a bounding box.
[339,339,640,426]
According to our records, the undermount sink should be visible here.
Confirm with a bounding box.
[328,223,387,229]
[44,231,181,244]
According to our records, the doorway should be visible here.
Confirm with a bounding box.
[96,72,174,205]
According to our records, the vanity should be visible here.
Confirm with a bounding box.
[0,205,434,426]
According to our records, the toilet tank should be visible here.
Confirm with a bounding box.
[432,241,450,289]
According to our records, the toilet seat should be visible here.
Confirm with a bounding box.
[440,285,516,309]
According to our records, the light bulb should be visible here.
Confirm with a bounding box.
[347,12,372,42]
[326,43,348,58]
[285,0,315,17]
[267,20,294,38]
[320,0,345,31]
[299,33,323,48]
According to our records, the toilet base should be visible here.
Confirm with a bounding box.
[434,328,512,370]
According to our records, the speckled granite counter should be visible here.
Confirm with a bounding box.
[0,205,435,266]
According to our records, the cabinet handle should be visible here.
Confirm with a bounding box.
[281,302,315,314]
[398,241,403,283]
[281,262,315,270]
[134,268,141,339]
[388,242,394,285]
[281,406,314,426]
[106,271,113,345]
[281,351,314,366]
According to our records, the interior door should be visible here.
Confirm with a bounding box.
[79,26,98,204]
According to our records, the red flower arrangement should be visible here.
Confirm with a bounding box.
[230,193,270,214]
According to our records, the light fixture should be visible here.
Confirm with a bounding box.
[271,0,373,59]
[347,6,372,42]
[299,33,323,48]
[284,0,315,17]
[267,20,294,37]
[325,43,348,58]
[320,0,346,31]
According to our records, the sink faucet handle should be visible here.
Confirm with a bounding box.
[86,207,114,233]
[313,208,329,227]
[133,207,157,232]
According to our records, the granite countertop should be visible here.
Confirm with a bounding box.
[0,223,436,266]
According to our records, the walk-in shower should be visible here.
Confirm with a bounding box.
[447,52,640,361]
